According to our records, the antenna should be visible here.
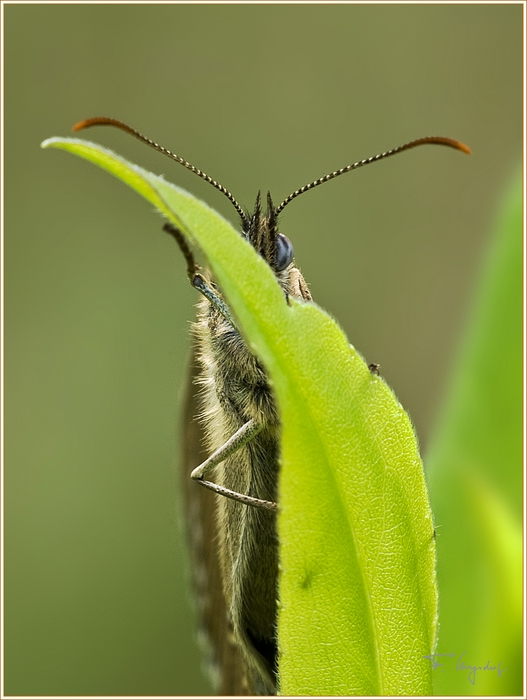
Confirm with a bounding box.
[73,118,470,225]
[73,117,249,229]
[274,136,471,215]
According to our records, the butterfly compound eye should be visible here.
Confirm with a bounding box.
[275,233,294,272]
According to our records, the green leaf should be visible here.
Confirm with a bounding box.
[42,136,438,694]
[427,173,522,695]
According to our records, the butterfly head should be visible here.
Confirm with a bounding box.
[242,191,294,274]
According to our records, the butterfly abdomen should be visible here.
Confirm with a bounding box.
[194,285,280,694]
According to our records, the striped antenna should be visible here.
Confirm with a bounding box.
[274,136,471,215]
[73,117,249,228]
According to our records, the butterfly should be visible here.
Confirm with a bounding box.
[73,117,469,694]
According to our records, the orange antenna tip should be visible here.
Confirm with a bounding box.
[447,138,471,155]
[72,117,122,133]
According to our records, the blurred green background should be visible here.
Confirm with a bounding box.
[5,4,522,696]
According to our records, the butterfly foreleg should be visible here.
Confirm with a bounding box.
[163,222,236,327]
[190,418,277,512]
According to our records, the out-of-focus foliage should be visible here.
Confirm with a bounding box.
[427,173,522,695]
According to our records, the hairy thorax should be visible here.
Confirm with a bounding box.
[193,261,311,692]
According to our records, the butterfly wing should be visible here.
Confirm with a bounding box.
[181,344,253,695]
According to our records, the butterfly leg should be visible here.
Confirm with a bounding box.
[191,418,277,511]
[163,222,236,327]
[164,222,274,511]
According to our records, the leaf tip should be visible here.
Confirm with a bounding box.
[41,137,58,149]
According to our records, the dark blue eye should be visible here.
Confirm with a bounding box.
[275,233,294,272]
